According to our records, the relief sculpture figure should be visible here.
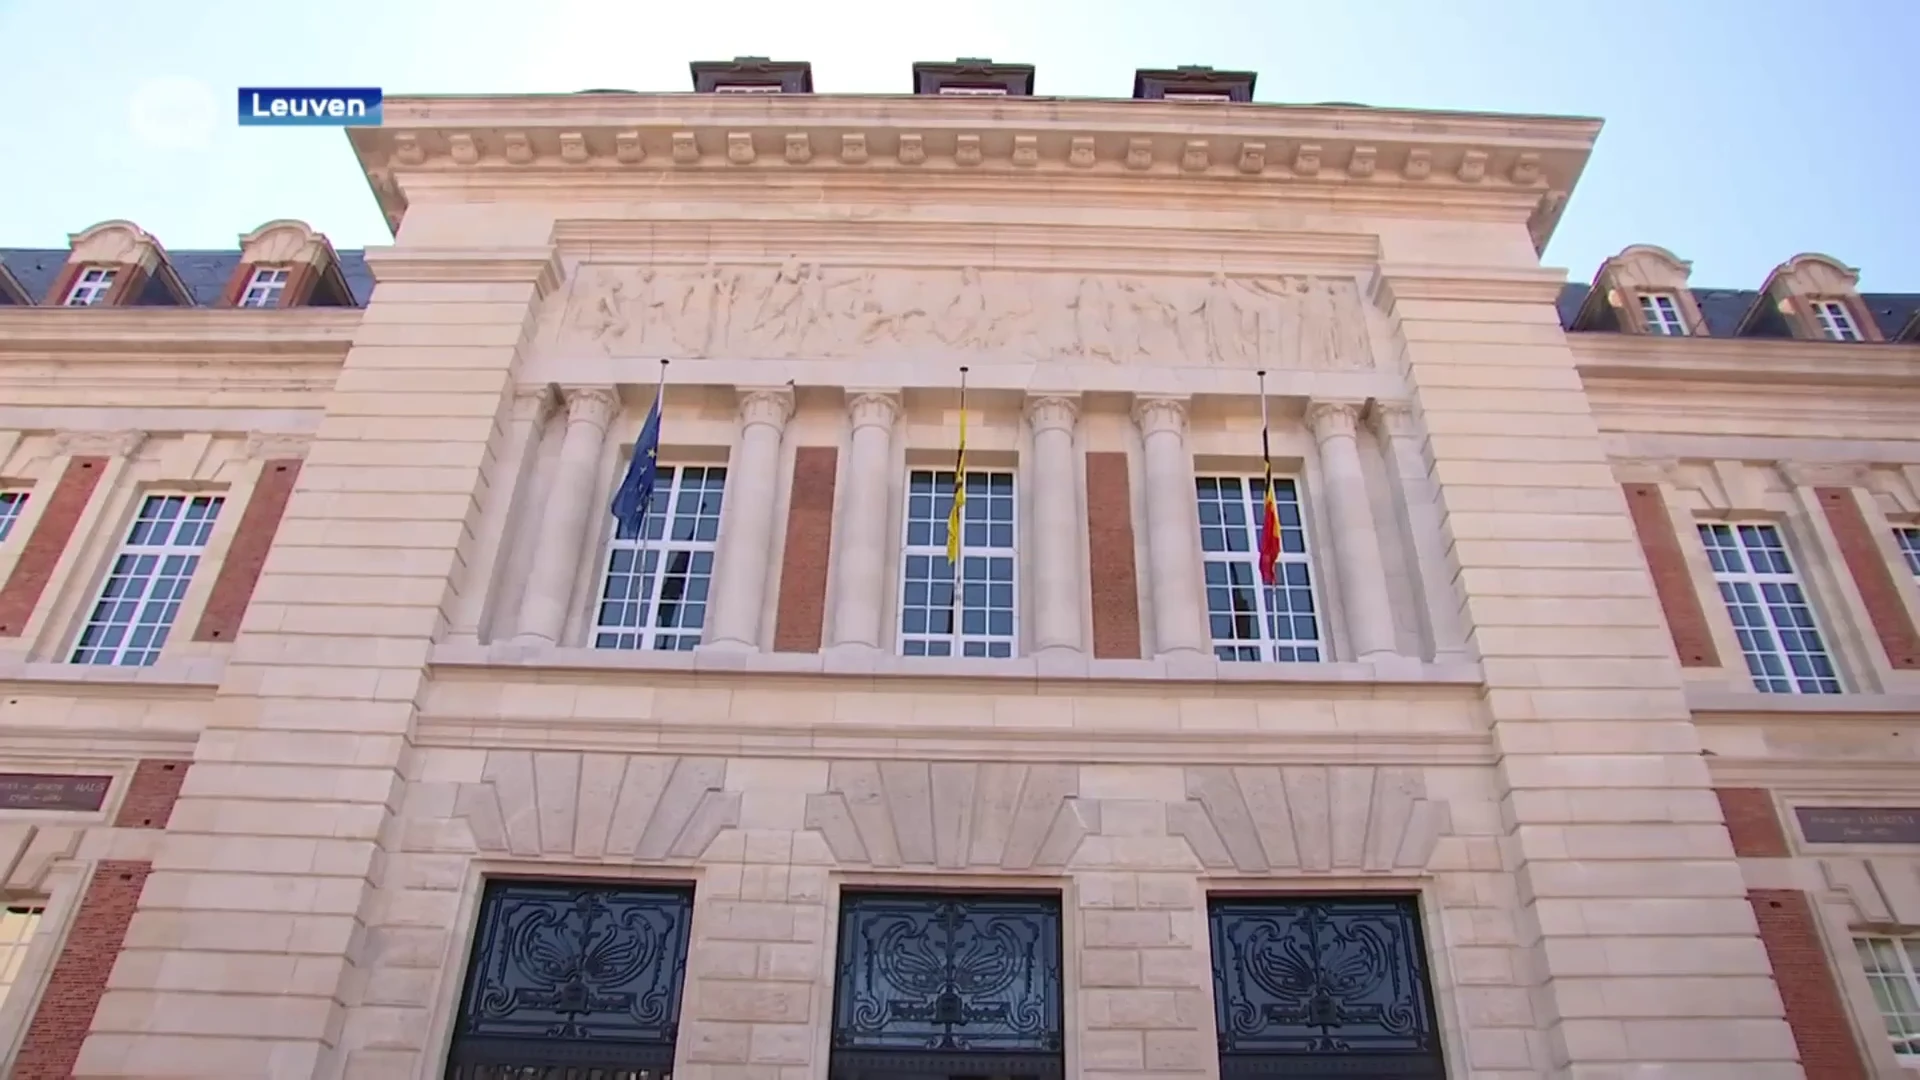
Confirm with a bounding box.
[551,263,1377,370]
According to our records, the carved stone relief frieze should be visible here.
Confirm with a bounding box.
[547,263,1377,370]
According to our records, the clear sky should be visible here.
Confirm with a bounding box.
[2,0,1915,290]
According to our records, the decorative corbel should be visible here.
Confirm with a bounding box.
[726,132,756,165]
[502,133,534,165]
[1124,137,1153,170]
[784,133,812,165]
[1403,148,1432,180]
[1180,140,1210,172]
[1011,135,1039,167]
[1347,145,1376,178]
[1235,142,1265,175]
[1456,150,1488,183]
[559,132,589,164]
[954,134,983,167]
[671,131,700,164]
[1068,137,1096,169]
[1291,144,1321,177]
[448,133,479,165]
[1511,153,1542,185]
[840,133,868,164]
[53,430,147,459]
[897,134,926,165]
[614,131,644,164]
[391,133,424,166]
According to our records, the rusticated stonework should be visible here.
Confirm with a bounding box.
[1172,765,1449,873]
[549,263,1375,369]
[803,761,1096,870]
[453,753,742,861]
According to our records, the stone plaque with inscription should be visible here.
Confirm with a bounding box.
[1796,806,1920,844]
[0,773,111,812]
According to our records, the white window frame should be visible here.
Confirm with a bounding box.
[1163,91,1233,102]
[71,493,224,667]
[897,468,1019,659]
[1893,526,1920,579]
[62,267,115,306]
[1856,933,1920,1058]
[590,464,724,652]
[239,267,289,308]
[1814,299,1864,341]
[713,83,781,93]
[1638,292,1688,336]
[0,492,27,543]
[1697,521,1841,694]
[937,86,1010,96]
[1196,474,1327,663]
[0,905,43,1014]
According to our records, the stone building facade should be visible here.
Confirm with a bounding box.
[0,60,1915,1079]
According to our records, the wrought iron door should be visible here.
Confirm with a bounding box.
[830,892,1065,1080]
[445,879,694,1080]
[1209,895,1447,1079]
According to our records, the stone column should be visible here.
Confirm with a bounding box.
[1370,402,1471,663]
[1306,400,1399,661]
[1131,397,1207,658]
[827,392,901,653]
[1026,395,1084,654]
[514,386,618,646]
[448,385,555,643]
[701,387,796,652]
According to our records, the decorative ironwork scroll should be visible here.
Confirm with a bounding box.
[1209,895,1447,1079]
[830,892,1065,1079]
[445,879,694,1080]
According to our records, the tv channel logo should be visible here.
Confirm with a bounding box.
[238,87,382,127]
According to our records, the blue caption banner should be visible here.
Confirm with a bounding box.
[237,87,383,127]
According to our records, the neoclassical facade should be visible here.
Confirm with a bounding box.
[0,59,1915,1079]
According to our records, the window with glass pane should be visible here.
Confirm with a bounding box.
[0,905,43,1010]
[1697,522,1840,693]
[899,469,1016,658]
[593,466,724,652]
[240,267,289,308]
[1638,292,1688,335]
[1896,527,1920,578]
[1814,300,1863,341]
[0,491,27,542]
[64,268,115,306]
[1858,935,1920,1057]
[72,494,224,667]
[1196,476,1322,662]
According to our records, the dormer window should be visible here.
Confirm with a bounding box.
[912,59,1035,97]
[690,57,813,94]
[1132,65,1256,103]
[1813,299,1862,341]
[1638,292,1688,336]
[64,268,116,306]
[240,267,289,308]
[1162,91,1233,102]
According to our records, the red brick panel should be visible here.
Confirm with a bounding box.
[12,861,152,1080]
[0,457,108,637]
[217,260,260,307]
[1621,483,1721,667]
[192,459,301,642]
[101,264,150,307]
[39,263,84,306]
[1749,889,1871,1080]
[111,760,189,830]
[1085,452,1143,660]
[1717,787,1791,857]
[278,261,320,307]
[1817,487,1920,670]
[772,447,837,653]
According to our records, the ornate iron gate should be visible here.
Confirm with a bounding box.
[1209,895,1448,1079]
[445,879,694,1080]
[830,892,1065,1080]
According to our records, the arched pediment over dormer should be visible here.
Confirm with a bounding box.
[47,220,194,306]
[1571,242,1703,335]
[1615,244,1693,277]
[66,220,158,267]
[1745,252,1880,342]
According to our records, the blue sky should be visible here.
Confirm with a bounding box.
[2,0,1915,289]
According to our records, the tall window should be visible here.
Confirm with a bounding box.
[593,465,724,652]
[63,268,115,306]
[1209,895,1446,1079]
[0,905,43,1010]
[1813,300,1864,341]
[1196,476,1323,662]
[1857,935,1920,1058]
[239,267,289,308]
[1638,292,1688,335]
[0,491,27,542]
[1896,527,1920,578]
[72,494,224,667]
[446,879,692,1080]
[1698,522,1840,694]
[898,469,1017,658]
[831,892,1063,1080]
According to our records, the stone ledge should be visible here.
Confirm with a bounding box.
[1687,683,1920,720]
[0,655,225,696]
[429,641,1484,691]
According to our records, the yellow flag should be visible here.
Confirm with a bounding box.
[945,406,967,570]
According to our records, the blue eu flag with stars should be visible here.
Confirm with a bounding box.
[610,397,661,540]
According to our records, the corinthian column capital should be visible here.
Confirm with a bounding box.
[1025,395,1080,435]
[847,391,902,432]
[1305,399,1363,441]
[1367,401,1418,440]
[739,387,796,431]
[561,385,619,430]
[1131,396,1189,438]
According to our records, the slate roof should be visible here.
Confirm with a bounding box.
[0,244,1915,341]
[0,248,373,307]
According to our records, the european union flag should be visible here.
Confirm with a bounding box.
[610,397,662,539]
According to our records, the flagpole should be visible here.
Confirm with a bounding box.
[949,366,969,640]
[1257,368,1274,602]
[640,358,669,614]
